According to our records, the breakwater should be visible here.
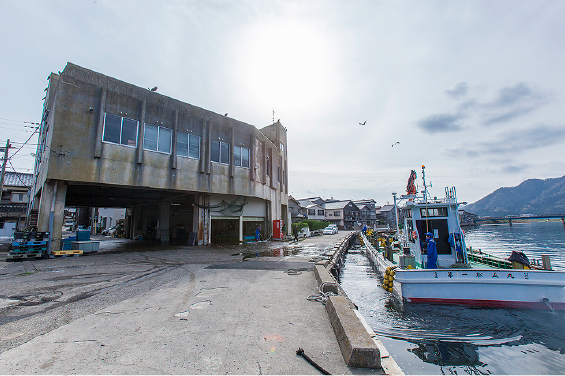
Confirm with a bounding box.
[314,231,403,374]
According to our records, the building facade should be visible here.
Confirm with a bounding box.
[32,63,289,250]
[0,172,33,236]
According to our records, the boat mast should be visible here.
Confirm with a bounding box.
[392,192,399,241]
[422,165,429,233]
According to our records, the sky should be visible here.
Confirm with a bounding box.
[1,0,564,206]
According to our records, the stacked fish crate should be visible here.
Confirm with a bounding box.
[7,231,50,261]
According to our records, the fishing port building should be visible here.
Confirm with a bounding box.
[32,63,289,251]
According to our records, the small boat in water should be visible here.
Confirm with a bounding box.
[363,166,565,310]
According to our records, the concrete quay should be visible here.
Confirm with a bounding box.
[0,232,400,374]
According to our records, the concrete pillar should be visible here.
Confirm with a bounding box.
[239,215,243,243]
[136,99,146,164]
[159,201,170,243]
[37,180,56,233]
[132,206,141,239]
[51,180,67,252]
[94,88,107,158]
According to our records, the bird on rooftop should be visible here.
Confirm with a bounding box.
[150,86,158,92]
[392,142,400,147]
[359,121,366,125]
[224,113,228,116]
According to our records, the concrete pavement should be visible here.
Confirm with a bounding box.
[0,232,385,374]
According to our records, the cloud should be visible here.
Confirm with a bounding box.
[419,82,552,135]
[482,107,537,125]
[461,82,550,125]
[489,82,545,108]
[447,124,565,157]
[416,113,464,134]
[445,82,468,100]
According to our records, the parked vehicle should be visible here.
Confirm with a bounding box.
[298,227,311,238]
[323,227,335,235]
[101,227,117,236]
[328,224,338,234]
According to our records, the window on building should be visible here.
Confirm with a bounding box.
[211,141,230,164]
[280,142,284,154]
[103,113,138,147]
[177,132,201,159]
[233,146,250,168]
[318,210,325,216]
[11,193,25,203]
[420,207,448,217]
[144,123,172,154]
[334,211,340,216]
[308,209,316,216]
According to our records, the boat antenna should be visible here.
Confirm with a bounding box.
[422,165,429,233]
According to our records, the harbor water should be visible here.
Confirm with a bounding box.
[340,222,565,375]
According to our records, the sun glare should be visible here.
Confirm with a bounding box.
[237,20,336,112]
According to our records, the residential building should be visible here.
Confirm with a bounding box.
[376,204,397,228]
[324,200,359,229]
[354,199,377,227]
[31,63,289,250]
[288,196,305,223]
[297,199,326,221]
[0,172,33,236]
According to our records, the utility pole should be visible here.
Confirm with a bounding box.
[0,139,10,199]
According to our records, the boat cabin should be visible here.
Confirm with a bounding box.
[402,195,467,269]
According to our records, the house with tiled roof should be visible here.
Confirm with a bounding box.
[1,171,34,236]
[324,200,359,229]
[297,198,326,221]
[354,199,377,227]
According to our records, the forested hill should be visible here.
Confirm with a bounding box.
[463,175,565,217]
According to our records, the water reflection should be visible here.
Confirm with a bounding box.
[410,341,481,367]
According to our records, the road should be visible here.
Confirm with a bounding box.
[0,234,343,352]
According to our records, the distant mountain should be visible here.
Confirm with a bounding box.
[463,175,565,217]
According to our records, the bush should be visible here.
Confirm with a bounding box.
[302,220,330,231]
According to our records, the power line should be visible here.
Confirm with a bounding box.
[0,117,41,125]
[8,159,30,186]
[10,126,40,159]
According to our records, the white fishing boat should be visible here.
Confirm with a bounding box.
[363,166,565,310]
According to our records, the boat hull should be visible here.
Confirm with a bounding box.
[395,268,565,310]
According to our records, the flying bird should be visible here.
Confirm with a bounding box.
[150,86,158,92]
[392,142,400,147]
[359,121,366,125]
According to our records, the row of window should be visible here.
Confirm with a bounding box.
[102,113,249,167]
[307,209,327,216]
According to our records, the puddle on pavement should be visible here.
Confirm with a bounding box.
[190,300,212,309]
[230,242,334,260]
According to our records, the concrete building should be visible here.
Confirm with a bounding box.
[32,63,289,250]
